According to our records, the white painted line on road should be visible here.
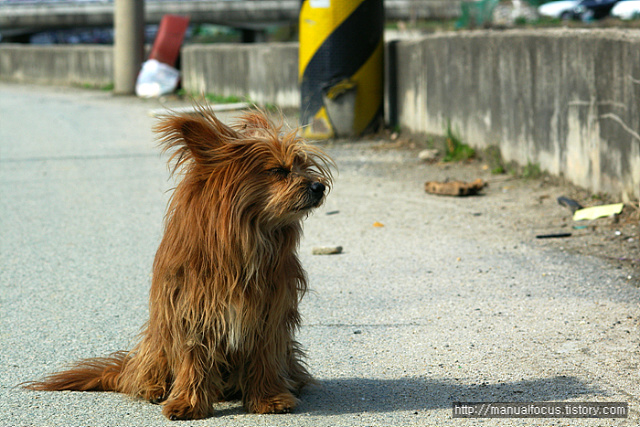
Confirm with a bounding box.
[148,102,250,117]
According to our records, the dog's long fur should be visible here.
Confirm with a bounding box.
[23,107,332,420]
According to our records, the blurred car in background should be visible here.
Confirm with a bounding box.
[538,0,620,20]
[538,1,580,19]
[611,0,640,19]
[571,0,620,20]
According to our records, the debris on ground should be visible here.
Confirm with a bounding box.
[536,233,572,239]
[312,246,343,255]
[373,131,637,279]
[573,203,624,221]
[372,222,385,228]
[557,196,583,213]
[424,178,487,196]
[418,149,439,162]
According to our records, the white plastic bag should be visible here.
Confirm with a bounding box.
[135,59,180,98]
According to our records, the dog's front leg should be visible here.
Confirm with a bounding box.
[241,341,298,414]
[162,347,215,420]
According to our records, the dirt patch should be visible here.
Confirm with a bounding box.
[367,132,640,286]
[525,183,640,281]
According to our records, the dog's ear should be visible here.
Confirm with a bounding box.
[239,111,270,131]
[156,111,238,169]
[234,111,279,139]
[178,116,224,161]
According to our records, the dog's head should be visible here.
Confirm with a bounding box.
[155,106,333,228]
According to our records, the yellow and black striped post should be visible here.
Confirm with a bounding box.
[299,0,384,138]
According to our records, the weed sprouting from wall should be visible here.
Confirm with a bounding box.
[443,120,475,162]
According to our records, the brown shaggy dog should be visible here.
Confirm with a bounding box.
[24,107,333,420]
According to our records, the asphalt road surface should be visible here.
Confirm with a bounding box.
[1,83,639,426]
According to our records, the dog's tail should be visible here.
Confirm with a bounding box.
[22,351,128,392]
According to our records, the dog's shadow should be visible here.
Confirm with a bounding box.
[294,376,602,415]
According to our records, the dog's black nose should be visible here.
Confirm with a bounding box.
[309,181,325,195]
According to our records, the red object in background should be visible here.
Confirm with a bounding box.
[149,15,190,67]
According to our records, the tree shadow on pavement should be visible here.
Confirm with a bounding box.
[298,376,603,415]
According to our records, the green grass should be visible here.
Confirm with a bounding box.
[77,82,114,91]
[263,103,279,112]
[204,93,244,104]
[442,121,475,162]
[483,145,505,174]
[521,160,542,180]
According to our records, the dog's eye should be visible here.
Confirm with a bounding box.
[269,167,290,177]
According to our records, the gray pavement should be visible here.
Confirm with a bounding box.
[1,83,639,426]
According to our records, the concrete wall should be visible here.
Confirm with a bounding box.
[393,29,640,201]
[181,43,299,108]
[1,30,639,200]
[0,44,113,87]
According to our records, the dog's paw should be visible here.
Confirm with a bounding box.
[145,388,168,405]
[247,392,298,414]
[162,399,210,420]
[150,395,166,405]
